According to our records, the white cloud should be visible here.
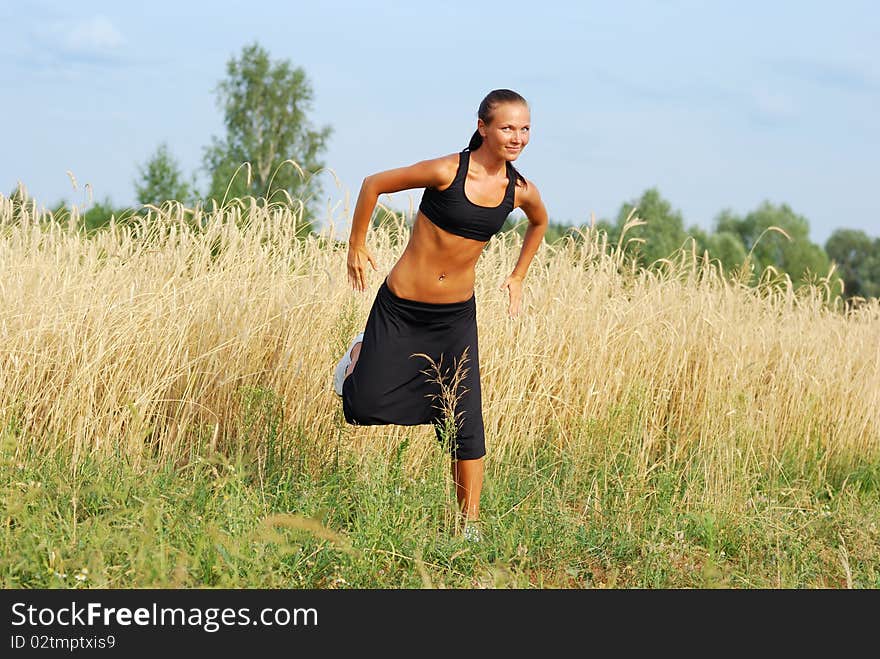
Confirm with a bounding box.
[63,15,124,54]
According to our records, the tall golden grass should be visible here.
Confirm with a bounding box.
[2,190,878,497]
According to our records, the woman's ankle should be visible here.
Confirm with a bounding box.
[345,341,363,377]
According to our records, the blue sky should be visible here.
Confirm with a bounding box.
[2,0,878,246]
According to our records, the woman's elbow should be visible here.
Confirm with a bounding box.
[359,175,382,201]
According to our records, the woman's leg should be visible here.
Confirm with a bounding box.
[452,457,483,521]
[345,340,363,377]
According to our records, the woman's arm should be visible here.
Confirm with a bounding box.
[347,155,457,292]
[500,180,549,316]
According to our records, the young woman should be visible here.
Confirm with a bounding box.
[334,89,549,541]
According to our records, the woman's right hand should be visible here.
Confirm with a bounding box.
[347,243,378,292]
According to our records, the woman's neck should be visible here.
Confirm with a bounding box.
[468,147,506,178]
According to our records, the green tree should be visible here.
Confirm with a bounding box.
[685,223,748,275]
[134,143,193,206]
[202,42,332,226]
[825,228,880,300]
[614,188,691,268]
[706,230,748,275]
[592,218,618,245]
[35,197,134,233]
[81,197,134,233]
[716,202,834,290]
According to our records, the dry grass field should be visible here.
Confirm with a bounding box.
[2,190,878,588]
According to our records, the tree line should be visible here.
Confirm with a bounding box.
[499,190,880,302]
[7,42,879,303]
[10,42,329,239]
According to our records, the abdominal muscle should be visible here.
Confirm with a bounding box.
[385,212,488,304]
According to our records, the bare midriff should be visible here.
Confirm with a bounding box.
[386,211,488,304]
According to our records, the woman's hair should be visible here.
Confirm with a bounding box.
[467,89,528,187]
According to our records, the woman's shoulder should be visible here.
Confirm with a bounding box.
[431,151,464,173]
[513,173,543,208]
[368,152,462,193]
[420,152,463,189]
[514,171,540,193]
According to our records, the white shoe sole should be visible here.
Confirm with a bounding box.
[333,332,365,396]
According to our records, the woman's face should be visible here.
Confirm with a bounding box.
[478,102,531,161]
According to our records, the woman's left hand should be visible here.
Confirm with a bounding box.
[500,275,524,318]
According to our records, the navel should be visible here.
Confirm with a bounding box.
[438,273,446,281]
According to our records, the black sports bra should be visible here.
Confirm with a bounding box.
[418,149,516,242]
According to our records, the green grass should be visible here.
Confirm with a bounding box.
[3,410,878,589]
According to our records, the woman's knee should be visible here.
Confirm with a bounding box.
[342,384,381,425]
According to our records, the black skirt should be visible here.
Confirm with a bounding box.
[342,278,486,460]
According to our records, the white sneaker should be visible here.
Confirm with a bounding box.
[333,332,364,396]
